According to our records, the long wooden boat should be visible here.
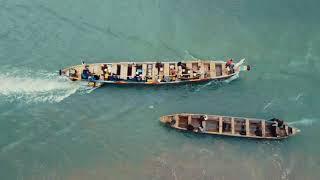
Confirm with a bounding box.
[160,113,300,140]
[59,59,250,86]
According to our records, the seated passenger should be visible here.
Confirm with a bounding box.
[198,115,207,128]
[134,71,142,82]
[81,67,90,80]
[269,118,284,128]
[240,123,246,135]
[170,68,177,81]
[255,126,262,136]
[104,72,110,80]
[186,124,194,131]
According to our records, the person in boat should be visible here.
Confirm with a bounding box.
[270,118,284,128]
[82,66,90,80]
[240,122,246,135]
[100,64,107,80]
[255,126,262,136]
[109,73,119,81]
[186,124,194,131]
[134,69,143,82]
[225,59,235,74]
[170,68,177,81]
[197,115,208,131]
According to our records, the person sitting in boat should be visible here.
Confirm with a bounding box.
[169,67,177,81]
[240,122,246,135]
[225,59,235,74]
[134,69,143,82]
[197,115,207,130]
[255,126,262,136]
[199,115,208,132]
[81,66,90,80]
[186,124,194,131]
[270,118,284,128]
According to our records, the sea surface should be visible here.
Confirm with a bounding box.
[0,0,320,179]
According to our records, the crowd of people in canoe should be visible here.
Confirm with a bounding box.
[78,59,237,83]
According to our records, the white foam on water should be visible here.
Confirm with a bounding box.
[194,73,239,92]
[0,69,83,103]
[263,101,273,110]
[294,93,303,101]
[183,50,198,60]
[194,81,214,92]
[288,118,316,126]
[224,73,240,83]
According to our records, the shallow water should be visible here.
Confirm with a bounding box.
[1,0,320,179]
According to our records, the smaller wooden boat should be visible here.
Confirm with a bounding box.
[160,113,300,140]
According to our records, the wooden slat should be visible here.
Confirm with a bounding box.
[111,64,117,74]
[219,117,223,134]
[199,62,205,78]
[186,62,193,78]
[152,63,158,81]
[142,64,147,80]
[231,117,235,134]
[164,63,170,77]
[261,121,266,137]
[210,62,216,78]
[120,64,128,79]
[131,65,136,78]
[174,115,179,127]
[246,119,250,136]
[188,115,192,124]
[222,63,227,75]
[285,125,289,135]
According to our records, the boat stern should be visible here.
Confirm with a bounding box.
[59,65,83,81]
[160,115,176,125]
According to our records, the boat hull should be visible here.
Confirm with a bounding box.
[160,113,300,140]
[60,59,249,87]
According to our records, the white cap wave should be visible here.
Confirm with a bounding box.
[0,69,83,103]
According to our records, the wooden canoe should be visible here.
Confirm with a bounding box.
[60,59,250,86]
[160,113,300,140]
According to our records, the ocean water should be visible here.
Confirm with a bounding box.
[1,0,320,179]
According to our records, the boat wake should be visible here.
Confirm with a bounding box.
[0,69,85,103]
[288,118,316,127]
[224,73,240,83]
[194,73,240,92]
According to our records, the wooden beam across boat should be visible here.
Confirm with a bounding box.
[219,117,223,134]
[245,119,250,136]
[261,120,266,137]
[160,113,300,140]
[231,117,235,134]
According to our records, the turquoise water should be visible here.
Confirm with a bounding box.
[1,0,320,179]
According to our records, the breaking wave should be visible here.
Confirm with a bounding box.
[0,69,84,103]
